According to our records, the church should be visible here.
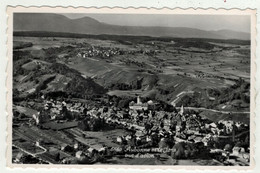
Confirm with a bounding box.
[129,96,148,110]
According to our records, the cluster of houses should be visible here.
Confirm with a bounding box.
[32,99,87,125]
[107,97,249,164]
[75,45,159,62]
[77,46,123,59]
[29,96,249,165]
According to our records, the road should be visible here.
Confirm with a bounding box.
[218,130,249,139]
[13,143,47,156]
[12,143,51,164]
[171,91,194,106]
[176,106,250,114]
[171,90,249,115]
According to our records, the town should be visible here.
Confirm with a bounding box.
[13,94,250,165]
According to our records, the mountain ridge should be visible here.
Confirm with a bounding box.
[14,13,250,40]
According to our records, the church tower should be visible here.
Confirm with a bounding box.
[137,96,142,104]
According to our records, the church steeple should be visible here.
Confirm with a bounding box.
[179,105,184,116]
[137,96,142,104]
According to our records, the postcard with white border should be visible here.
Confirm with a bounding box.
[6,6,256,170]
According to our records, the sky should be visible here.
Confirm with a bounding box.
[61,13,250,33]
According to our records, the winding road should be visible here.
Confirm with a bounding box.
[171,91,249,115]
[175,106,250,114]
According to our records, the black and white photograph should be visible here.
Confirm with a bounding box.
[10,9,255,166]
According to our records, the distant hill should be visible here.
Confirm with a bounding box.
[14,13,250,40]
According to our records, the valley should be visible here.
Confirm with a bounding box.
[13,34,250,113]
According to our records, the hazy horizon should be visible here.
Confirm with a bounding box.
[61,13,250,33]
